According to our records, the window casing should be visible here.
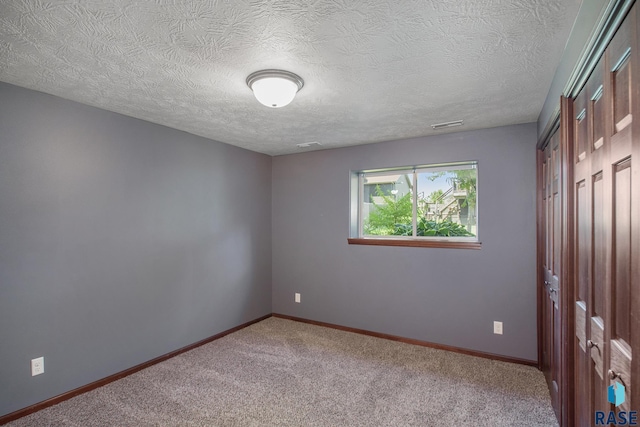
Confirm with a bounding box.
[349,161,480,249]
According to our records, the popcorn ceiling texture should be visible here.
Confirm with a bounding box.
[0,0,581,155]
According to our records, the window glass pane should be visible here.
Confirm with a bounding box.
[362,172,414,236]
[416,165,477,237]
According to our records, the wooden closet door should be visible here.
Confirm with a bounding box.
[573,75,594,424]
[573,5,638,421]
[541,129,562,420]
[607,8,634,413]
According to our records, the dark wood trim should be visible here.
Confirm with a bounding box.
[631,2,640,410]
[0,314,272,426]
[559,95,575,427]
[273,313,538,367]
[347,238,481,250]
[536,147,545,371]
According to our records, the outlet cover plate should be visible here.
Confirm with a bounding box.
[493,321,503,335]
[31,357,44,376]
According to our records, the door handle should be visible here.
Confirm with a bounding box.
[587,340,598,349]
[549,288,557,294]
[608,369,621,380]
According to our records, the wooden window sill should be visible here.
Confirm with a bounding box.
[347,238,482,250]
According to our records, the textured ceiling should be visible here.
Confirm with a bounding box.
[0,0,582,156]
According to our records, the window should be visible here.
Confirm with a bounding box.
[348,161,480,249]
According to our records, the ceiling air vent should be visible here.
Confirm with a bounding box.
[431,120,463,130]
[296,142,322,148]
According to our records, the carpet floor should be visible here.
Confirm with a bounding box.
[7,317,558,426]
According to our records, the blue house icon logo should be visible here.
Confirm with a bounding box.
[608,381,626,407]
[596,382,637,425]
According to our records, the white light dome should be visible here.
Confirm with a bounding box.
[247,70,304,108]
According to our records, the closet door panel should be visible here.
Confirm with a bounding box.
[540,131,562,419]
[571,7,637,423]
[607,12,634,415]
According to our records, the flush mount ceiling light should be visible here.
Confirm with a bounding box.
[246,69,304,108]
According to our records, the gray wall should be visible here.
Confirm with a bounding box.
[538,0,608,137]
[0,82,272,417]
[272,123,538,361]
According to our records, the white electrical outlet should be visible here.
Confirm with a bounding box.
[494,321,503,335]
[31,357,44,376]
[295,293,301,303]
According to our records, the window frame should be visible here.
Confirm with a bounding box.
[348,161,481,250]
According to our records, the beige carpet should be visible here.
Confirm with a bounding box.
[8,317,558,426]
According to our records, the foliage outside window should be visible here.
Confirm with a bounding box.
[357,162,478,240]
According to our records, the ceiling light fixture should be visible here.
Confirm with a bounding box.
[246,69,304,108]
[431,120,464,130]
